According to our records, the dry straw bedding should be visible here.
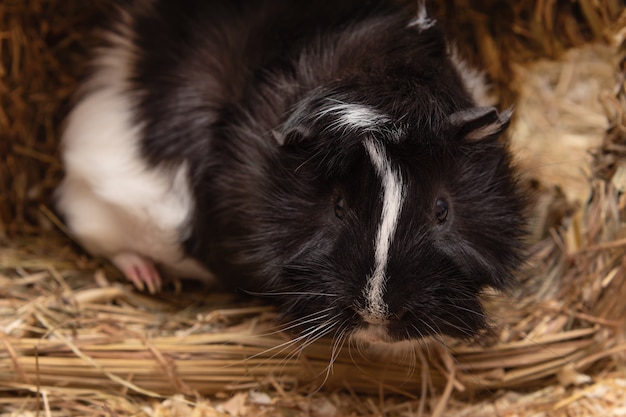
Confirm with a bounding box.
[1,0,626,416]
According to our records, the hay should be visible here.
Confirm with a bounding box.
[0,0,104,237]
[1,0,626,416]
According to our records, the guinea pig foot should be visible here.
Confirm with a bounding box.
[112,252,162,294]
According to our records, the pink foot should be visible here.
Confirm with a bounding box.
[112,252,162,294]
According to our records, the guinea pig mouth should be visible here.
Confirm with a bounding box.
[351,323,397,344]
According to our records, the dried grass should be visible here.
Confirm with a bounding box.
[0,0,104,237]
[1,0,626,416]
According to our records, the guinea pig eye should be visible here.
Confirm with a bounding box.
[334,196,346,220]
[435,198,448,224]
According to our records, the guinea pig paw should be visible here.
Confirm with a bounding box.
[112,252,162,294]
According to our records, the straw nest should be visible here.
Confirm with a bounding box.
[1,0,626,416]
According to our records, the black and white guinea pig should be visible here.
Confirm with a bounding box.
[56,0,526,344]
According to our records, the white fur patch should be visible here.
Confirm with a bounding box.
[407,3,436,30]
[319,102,392,134]
[363,139,405,321]
[56,24,212,281]
[448,45,496,106]
[280,98,402,143]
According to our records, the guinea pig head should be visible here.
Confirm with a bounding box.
[263,95,526,345]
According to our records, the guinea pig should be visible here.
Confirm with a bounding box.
[55,0,526,344]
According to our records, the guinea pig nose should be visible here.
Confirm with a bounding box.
[358,310,388,326]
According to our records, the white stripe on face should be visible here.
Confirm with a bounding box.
[363,139,405,320]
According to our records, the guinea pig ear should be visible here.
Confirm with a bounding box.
[449,106,512,143]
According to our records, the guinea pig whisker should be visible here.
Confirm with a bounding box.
[286,320,339,365]
[275,327,326,371]
[403,308,436,336]
[276,314,329,340]
[413,324,454,361]
[409,323,427,342]
[389,333,418,383]
[320,326,347,388]
[248,307,334,339]
[296,319,337,348]
[250,321,339,377]
[434,316,477,339]
[418,318,447,341]
[277,309,335,334]
[352,337,367,360]
[227,315,330,372]
[345,338,366,372]
[444,303,488,319]
[410,324,433,358]
[303,320,339,348]
[242,333,307,365]
[409,340,419,378]
[440,297,490,319]
[310,324,349,393]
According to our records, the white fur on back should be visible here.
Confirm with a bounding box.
[407,5,493,106]
[449,46,495,106]
[407,3,436,31]
[56,21,211,280]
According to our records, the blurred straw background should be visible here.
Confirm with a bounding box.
[1,0,626,416]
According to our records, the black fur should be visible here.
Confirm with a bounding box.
[118,0,525,341]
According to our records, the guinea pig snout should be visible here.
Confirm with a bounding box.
[352,312,416,344]
[359,310,388,326]
[353,300,415,343]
